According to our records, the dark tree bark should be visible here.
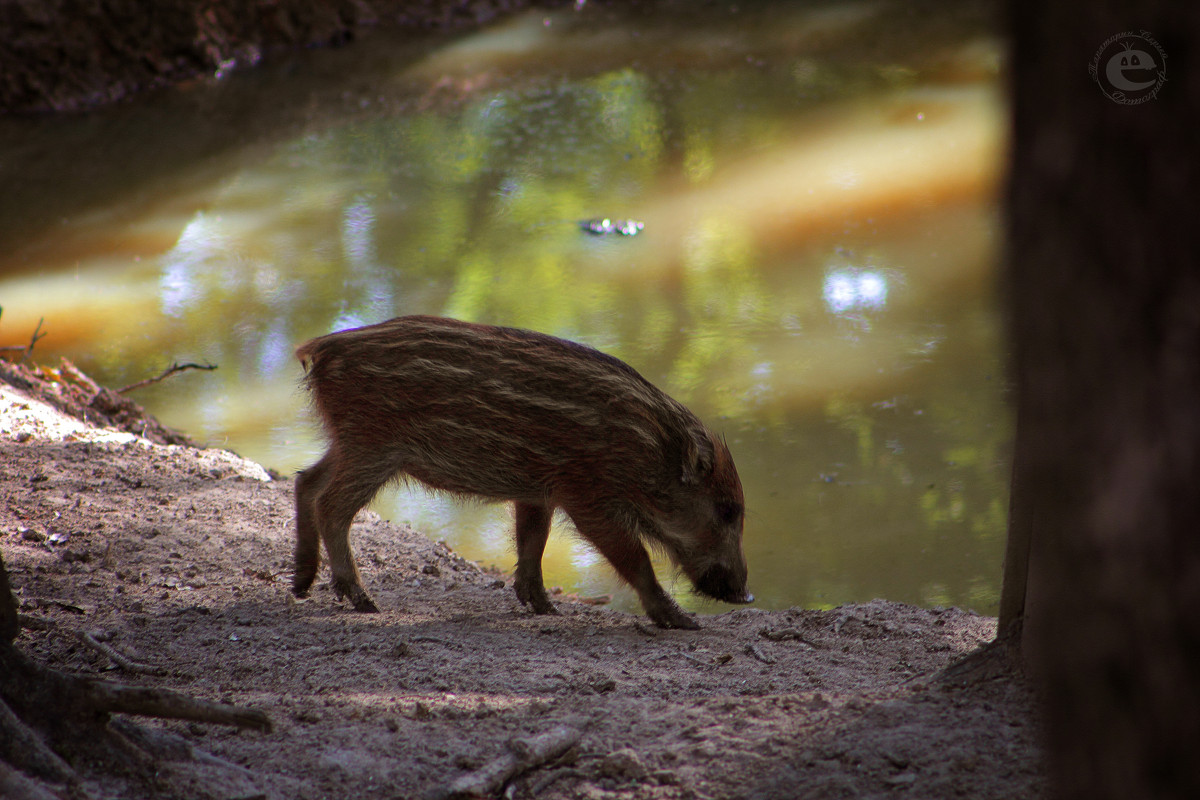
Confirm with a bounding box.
[1003,0,1200,797]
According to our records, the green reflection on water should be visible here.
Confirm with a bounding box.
[0,0,1008,616]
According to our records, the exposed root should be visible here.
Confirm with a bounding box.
[0,634,271,798]
[79,629,165,675]
[442,724,584,799]
[936,623,1024,687]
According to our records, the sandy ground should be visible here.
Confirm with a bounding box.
[0,359,1044,799]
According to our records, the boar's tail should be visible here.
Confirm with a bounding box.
[295,340,318,374]
[294,340,330,402]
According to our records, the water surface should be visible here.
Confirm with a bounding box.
[0,0,1008,615]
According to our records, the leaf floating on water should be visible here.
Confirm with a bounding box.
[579,218,644,236]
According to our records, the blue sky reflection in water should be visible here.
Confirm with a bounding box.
[823,269,889,315]
[0,1,1009,616]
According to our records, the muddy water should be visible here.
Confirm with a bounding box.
[0,1,1007,616]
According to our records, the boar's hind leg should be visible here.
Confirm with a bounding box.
[513,502,558,615]
[293,454,334,598]
[571,514,699,630]
[312,456,392,613]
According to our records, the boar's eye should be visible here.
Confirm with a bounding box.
[715,501,743,526]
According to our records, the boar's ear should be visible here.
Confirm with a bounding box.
[680,426,716,485]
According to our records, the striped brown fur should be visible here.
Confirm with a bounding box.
[293,315,750,629]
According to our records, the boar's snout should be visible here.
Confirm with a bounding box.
[694,563,754,605]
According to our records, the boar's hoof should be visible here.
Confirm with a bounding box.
[292,567,317,597]
[514,578,560,615]
[352,595,380,613]
[648,600,700,630]
[531,601,561,616]
[333,581,379,613]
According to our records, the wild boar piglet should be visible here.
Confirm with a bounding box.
[293,315,751,629]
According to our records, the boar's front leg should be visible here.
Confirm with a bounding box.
[513,501,559,615]
[569,511,699,630]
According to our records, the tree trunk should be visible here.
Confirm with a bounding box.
[1005,0,1200,797]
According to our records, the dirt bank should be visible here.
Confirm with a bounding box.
[0,0,547,114]
[0,358,1044,798]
